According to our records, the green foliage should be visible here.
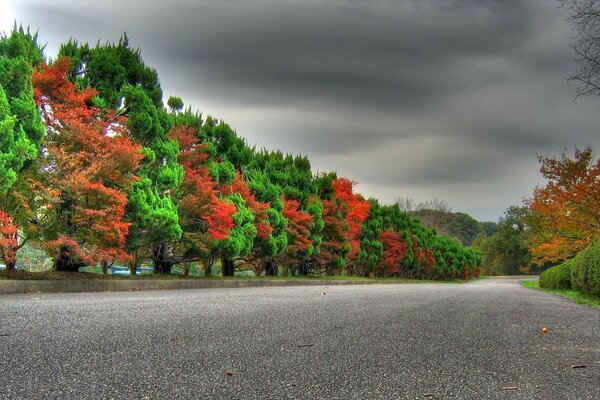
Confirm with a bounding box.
[539,261,572,290]
[125,178,182,249]
[59,33,163,109]
[167,96,184,112]
[0,28,484,279]
[478,206,530,275]
[218,194,256,259]
[356,199,384,274]
[0,27,44,192]
[570,238,600,295]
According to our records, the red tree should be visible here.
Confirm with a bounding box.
[0,210,18,269]
[378,230,408,275]
[171,125,236,256]
[31,58,142,270]
[281,198,313,265]
[331,178,370,263]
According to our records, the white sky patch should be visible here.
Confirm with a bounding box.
[0,1,14,34]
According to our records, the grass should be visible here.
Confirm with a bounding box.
[521,279,600,310]
[0,269,468,284]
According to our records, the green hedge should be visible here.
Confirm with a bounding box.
[570,238,600,295]
[539,260,572,290]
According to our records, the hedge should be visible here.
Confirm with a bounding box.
[570,238,600,295]
[539,260,572,290]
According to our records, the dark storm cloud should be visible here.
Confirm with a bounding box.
[8,0,600,220]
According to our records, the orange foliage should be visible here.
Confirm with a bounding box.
[32,58,142,265]
[527,147,600,263]
[172,125,235,247]
[331,178,370,262]
[282,198,313,262]
[0,210,18,267]
[378,230,408,275]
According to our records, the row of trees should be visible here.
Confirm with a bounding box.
[0,28,481,279]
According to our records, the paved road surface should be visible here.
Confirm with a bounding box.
[0,277,599,399]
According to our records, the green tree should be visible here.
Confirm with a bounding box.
[479,206,531,275]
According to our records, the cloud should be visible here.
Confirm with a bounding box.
[9,0,600,221]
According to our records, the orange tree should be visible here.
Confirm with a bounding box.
[527,147,600,264]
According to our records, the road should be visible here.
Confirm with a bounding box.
[0,277,599,399]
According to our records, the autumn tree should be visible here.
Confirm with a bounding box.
[169,124,236,270]
[527,147,600,264]
[59,36,183,274]
[31,58,142,270]
[378,230,408,276]
[280,198,313,273]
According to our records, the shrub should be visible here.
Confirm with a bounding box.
[539,261,572,289]
[570,238,600,295]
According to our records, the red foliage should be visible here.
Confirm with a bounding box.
[282,199,313,262]
[172,125,235,246]
[315,198,346,267]
[0,210,18,267]
[32,58,142,265]
[222,171,270,233]
[331,178,370,262]
[378,230,408,275]
[461,263,469,280]
[409,232,435,274]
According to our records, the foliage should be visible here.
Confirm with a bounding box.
[0,27,482,279]
[478,206,531,275]
[569,237,600,295]
[0,210,18,268]
[539,261,572,290]
[31,57,142,269]
[527,148,600,264]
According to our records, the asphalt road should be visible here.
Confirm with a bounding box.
[0,277,599,399]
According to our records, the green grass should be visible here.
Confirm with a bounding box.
[0,268,470,284]
[521,279,600,310]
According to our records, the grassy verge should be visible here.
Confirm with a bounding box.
[521,279,600,310]
[0,269,466,284]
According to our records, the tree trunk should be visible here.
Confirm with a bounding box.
[264,260,277,277]
[152,243,172,274]
[298,260,309,276]
[204,259,213,277]
[326,264,334,276]
[221,255,235,277]
[182,262,191,277]
[54,247,83,272]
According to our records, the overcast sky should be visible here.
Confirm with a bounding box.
[2,0,599,221]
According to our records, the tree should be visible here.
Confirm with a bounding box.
[378,230,408,276]
[479,206,531,275]
[0,210,18,269]
[167,96,184,113]
[280,198,313,271]
[169,125,236,268]
[31,58,142,270]
[527,147,600,264]
[59,36,182,274]
[560,0,600,96]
